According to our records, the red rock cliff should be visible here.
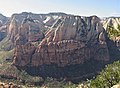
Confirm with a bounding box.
[13,15,110,67]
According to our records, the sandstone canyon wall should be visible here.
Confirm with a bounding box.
[1,12,120,68]
[12,15,110,67]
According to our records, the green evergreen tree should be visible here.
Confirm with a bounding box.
[90,61,120,88]
[108,25,120,39]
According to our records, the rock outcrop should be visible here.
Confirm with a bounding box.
[102,17,120,30]
[8,15,44,45]
[0,25,7,41]
[13,15,110,67]
[111,84,120,88]
[13,43,36,66]
[0,14,8,41]
[0,13,8,25]
[102,17,120,50]
[6,12,67,46]
[0,82,21,88]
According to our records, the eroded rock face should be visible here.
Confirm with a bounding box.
[102,17,120,30]
[8,15,45,45]
[0,25,7,41]
[7,12,67,46]
[15,17,45,45]
[13,15,110,67]
[0,13,8,25]
[41,16,105,44]
[13,43,36,66]
[116,37,120,50]
[0,14,8,41]
[102,17,120,50]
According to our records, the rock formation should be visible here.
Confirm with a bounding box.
[13,43,36,66]
[0,14,8,41]
[13,15,110,67]
[8,15,44,45]
[1,12,120,82]
[0,25,7,41]
[102,17,120,50]
[0,13,8,25]
[2,12,120,72]
[111,84,120,88]
[6,12,67,46]
[0,82,21,88]
[102,17,120,30]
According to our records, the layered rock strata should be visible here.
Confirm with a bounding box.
[13,15,110,67]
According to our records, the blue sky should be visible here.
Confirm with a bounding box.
[0,0,119,17]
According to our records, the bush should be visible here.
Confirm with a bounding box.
[90,61,120,88]
[43,77,77,88]
[108,25,120,39]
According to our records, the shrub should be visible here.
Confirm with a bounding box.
[107,25,120,39]
[90,61,120,88]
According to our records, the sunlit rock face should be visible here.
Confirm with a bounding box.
[111,84,120,88]
[13,15,110,67]
[7,12,67,45]
[12,17,45,45]
[102,17,120,30]
[7,13,45,45]
[102,17,120,50]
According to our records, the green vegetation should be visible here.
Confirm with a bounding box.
[0,49,14,64]
[4,61,120,88]
[0,37,14,51]
[108,25,120,39]
[0,67,44,87]
[43,77,77,88]
[90,61,120,88]
[75,61,120,88]
[18,70,43,86]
